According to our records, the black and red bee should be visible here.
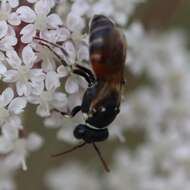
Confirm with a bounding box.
[36,15,127,172]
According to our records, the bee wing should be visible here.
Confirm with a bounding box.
[89,15,127,83]
[90,82,122,112]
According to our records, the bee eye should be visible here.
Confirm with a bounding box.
[73,125,86,139]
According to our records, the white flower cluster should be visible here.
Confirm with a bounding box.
[105,28,190,190]
[107,125,190,190]
[46,162,101,190]
[1,0,144,187]
[122,29,190,133]
[46,2,190,190]
[0,0,90,188]
[1,0,190,190]
[57,0,145,26]
[46,29,190,190]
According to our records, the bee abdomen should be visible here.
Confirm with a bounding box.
[89,15,113,55]
[90,15,113,33]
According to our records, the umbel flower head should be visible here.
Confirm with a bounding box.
[0,0,70,181]
[0,1,190,190]
[0,0,91,176]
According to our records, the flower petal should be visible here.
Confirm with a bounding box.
[0,34,17,51]
[65,76,79,94]
[26,133,43,151]
[0,51,5,61]
[2,123,19,140]
[0,63,7,75]
[27,94,40,104]
[31,80,44,95]
[27,0,38,3]
[34,0,51,15]
[78,44,89,61]
[30,69,45,81]
[8,0,19,8]
[57,65,69,78]
[22,45,37,67]
[0,137,13,154]
[66,13,85,32]
[45,71,60,91]
[6,50,21,69]
[47,14,62,28]
[63,41,76,64]
[8,97,27,114]
[20,24,36,43]
[16,82,31,96]
[37,103,50,117]
[8,12,21,26]
[20,24,34,35]
[3,70,18,83]
[0,88,14,107]
[16,6,36,23]
[52,92,67,108]
[53,27,70,42]
[0,21,8,39]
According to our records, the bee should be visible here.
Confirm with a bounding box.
[36,15,127,172]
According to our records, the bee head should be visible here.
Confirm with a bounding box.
[73,124,108,143]
[73,124,86,139]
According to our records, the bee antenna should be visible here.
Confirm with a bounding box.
[34,36,69,57]
[92,143,110,173]
[51,142,86,157]
[37,41,68,67]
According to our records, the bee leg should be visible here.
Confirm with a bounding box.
[36,41,95,86]
[35,38,96,84]
[73,69,94,87]
[70,105,82,117]
[75,64,96,83]
[53,105,81,118]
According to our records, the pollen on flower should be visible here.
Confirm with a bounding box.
[34,14,48,31]
[0,107,9,125]
[0,11,9,21]
[17,65,31,83]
